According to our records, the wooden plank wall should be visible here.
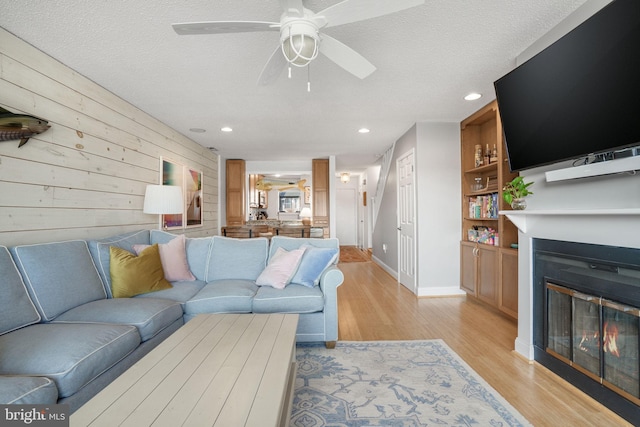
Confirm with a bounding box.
[0,28,218,246]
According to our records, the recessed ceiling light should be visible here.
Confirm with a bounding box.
[221,126,233,132]
[189,128,206,133]
[464,92,482,101]
[358,128,370,134]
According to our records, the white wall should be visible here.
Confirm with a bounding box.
[372,126,415,274]
[363,164,381,250]
[515,0,638,212]
[415,122,462,296]
[0,28,218,246]
[371,122,461,296]
[505,0,640,359]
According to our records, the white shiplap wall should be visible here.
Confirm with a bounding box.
[0,28,218,246]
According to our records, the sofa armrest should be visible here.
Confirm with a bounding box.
[319,266,344,294]
[318,266,344,344]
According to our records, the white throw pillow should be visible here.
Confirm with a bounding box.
[255,247,306,289]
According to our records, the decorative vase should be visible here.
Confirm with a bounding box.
[511,198,527,210]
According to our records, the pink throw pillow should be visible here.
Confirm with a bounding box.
[255,247,305,289]
[133,234,196,282]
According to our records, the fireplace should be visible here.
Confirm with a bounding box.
[533,238,640,423]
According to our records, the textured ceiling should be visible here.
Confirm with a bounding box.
[0,0,587,173]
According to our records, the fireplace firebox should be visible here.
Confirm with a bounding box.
[533,239,640,424]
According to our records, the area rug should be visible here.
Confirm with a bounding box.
[292,340,532,426]
[339,246,370,263]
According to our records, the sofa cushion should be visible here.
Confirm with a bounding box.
[291,245,339,288]
[252,284,325,314]
[110,245,172,298]
[134,280,206,307]
[133,234,196,282]
[88,230,151,298]
[52,298,183,342]
[0,323,140,398]
[185,279,258,315]
[0,246,41,335]
[206,236,268,282]
[0,376,58,405]
[269,236,340,260]
[256,247,305,289]
[10,240,107,321]
[150,230,212,281]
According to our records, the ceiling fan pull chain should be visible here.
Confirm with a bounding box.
[307,65,311,92]
[288,66,292,79]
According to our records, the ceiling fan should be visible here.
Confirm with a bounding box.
[172,0,425,85]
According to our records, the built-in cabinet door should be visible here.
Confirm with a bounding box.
[461,241,500,308]
[312,159,329,234]
[477,245,498,306]
[226,159,245,225]
[499,248,519,319]
[460,242,477,296]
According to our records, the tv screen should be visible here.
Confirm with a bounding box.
[494,0,640,172]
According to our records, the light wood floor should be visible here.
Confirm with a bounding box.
[336,260,632,426]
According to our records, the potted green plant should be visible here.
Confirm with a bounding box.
[502,176,533,210]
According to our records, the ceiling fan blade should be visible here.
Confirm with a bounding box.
[172,21,279,35]
[258,45,287,86]
[279,0,305,17]
[319,34,376,79]
[318,0,424,28]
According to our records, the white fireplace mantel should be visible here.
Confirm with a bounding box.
[501,208,640,234]
[498,208,640,360]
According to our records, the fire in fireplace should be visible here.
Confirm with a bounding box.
[546,283,639,402]
[533,239,640,424]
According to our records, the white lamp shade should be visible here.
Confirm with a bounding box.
[143,185,183,214]
[299,207,312,218]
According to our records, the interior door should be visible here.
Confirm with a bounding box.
[397,150,416,293]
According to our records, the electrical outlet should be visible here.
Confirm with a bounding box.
[382,243,387,253]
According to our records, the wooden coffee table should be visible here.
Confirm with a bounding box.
[71,313,299,427]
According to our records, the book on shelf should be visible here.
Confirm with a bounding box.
[467,193,499,219]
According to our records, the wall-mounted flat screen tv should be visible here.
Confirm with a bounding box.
[494,0,640,172]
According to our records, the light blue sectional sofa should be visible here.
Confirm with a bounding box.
[0,230,343,412]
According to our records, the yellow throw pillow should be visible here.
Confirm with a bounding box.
[110,244,172,298]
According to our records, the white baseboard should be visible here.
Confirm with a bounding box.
[371,255,398,279]
[369,257,466,297]
[514,337,535,361]
[417,287,466,297]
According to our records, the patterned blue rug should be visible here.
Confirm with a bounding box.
[292,340,532,426]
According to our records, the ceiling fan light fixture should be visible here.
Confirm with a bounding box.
[281,21,319,67]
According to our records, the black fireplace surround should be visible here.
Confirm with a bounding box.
[533,238,640,424]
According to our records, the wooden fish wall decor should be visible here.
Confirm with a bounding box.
[0,106,51,147]
[255,178,306,192]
